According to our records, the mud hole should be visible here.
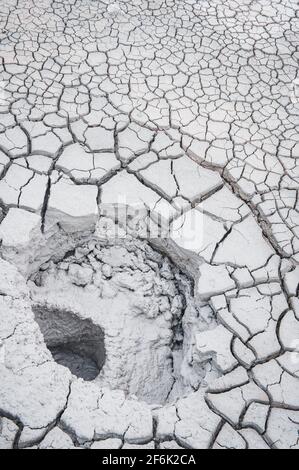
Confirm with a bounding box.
[33,306,106,381]
[28,236,218,405]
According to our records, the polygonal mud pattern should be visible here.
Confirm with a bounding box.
[0,0,298,450]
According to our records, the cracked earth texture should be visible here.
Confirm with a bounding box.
[0,0,298,450]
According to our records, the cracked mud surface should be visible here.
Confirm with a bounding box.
[0,0,298,450]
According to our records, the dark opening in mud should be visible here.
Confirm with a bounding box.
[33,305,106,381]
[28,235,218,404]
